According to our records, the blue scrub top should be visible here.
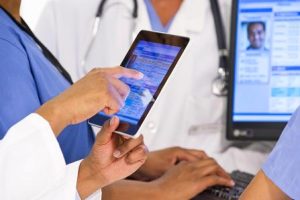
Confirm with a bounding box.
[144,0,174,32]
[262,107,300,199]
[0,8,94,164]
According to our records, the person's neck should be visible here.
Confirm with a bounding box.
[151,0,183,27]
[0,0,21,22]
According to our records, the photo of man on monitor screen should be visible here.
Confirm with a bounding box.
[246,21,268,51]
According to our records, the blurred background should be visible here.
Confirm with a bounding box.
[21,0,49,28]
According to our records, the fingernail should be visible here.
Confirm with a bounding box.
[230,180,235,186]
[137,72,144,79]
[110,116,116,126]
[144,145,149,153]
[113,150,121,158]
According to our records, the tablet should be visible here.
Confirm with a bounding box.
[88,30,189,138]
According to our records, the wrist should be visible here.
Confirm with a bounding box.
[130,159,162,181]
[149,179,167,199]
[35,99,70,136]
[148,181,164,199]
[102,180,162,200]
[129,164,153,181]
[77,158,107,199]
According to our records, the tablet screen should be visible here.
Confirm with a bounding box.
[117,40,181,125]
[89,30,189,137]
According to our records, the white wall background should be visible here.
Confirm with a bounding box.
[21,0,50,29]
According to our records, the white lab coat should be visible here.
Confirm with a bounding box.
[35,0,274,174]
[0,114,101,200]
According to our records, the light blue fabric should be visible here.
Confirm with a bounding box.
[0,8,94,164]
[144,0,174,32]
[262,106,300,199]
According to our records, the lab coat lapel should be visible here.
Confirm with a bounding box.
[132,0,152,41]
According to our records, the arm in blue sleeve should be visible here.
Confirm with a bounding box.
[262,107,300,199]
[0,38,41,138]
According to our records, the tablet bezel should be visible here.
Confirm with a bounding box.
[89,30,189,138]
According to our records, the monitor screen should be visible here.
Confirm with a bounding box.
[233,0,300,123]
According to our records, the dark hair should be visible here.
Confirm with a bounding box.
[247,21,266,34]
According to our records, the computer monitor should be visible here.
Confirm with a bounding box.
[227,0,300,140]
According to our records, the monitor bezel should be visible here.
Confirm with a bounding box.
[226,0,287,141]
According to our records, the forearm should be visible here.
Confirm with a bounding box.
[240,170,291,200]
[102,180,160,200]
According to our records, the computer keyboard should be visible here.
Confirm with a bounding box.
[193,170,254,200]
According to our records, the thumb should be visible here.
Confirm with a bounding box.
[96,116,120,145]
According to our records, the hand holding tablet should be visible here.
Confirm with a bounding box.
[89,30,189,138]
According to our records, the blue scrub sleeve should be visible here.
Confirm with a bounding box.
[0,39,41,138]
[262,107,300,199]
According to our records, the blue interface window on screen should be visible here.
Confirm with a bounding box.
[100,40,181,125]
[233,0,300,122]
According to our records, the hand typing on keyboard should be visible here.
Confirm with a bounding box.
[150,158,235,200]
[194,171,254,200]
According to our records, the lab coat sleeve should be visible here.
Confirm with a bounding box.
[78,190,102,200]
[0,114,102,199]
[36,161,102,200]
[0,113,67,199]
